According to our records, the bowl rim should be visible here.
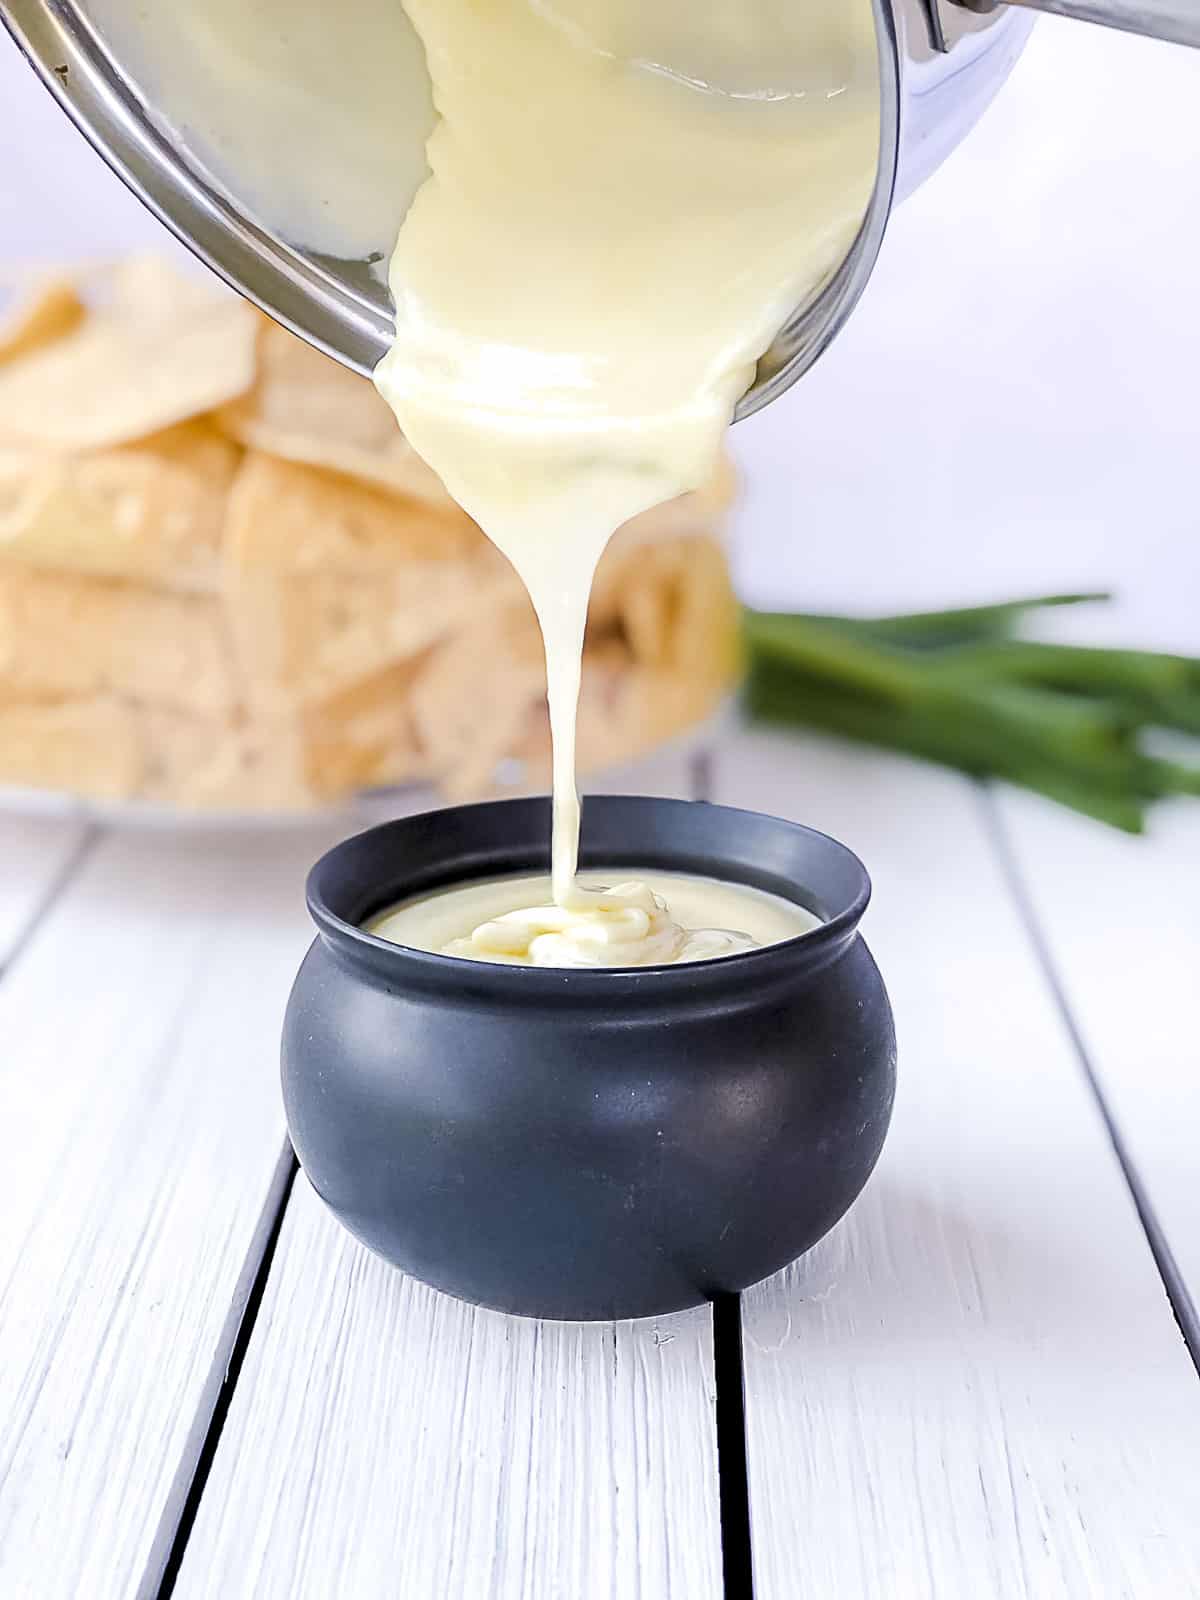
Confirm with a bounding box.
[304,795,872,1002]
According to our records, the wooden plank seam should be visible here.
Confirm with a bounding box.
[981,784,1200,1375]
[711,1293,755,1600]
[152,1148,299,1600]
[0,822,100,982]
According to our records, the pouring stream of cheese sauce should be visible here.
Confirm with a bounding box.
[92,0,879,964]
[371,1,878,961]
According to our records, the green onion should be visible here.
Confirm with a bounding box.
[742,595,1200,833]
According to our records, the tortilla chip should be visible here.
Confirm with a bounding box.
[0,689,375,812]
[0,267,257,450]
[0,276,86,364]
[0,421,239,591]
[587,461,735,624]
[620,456,737,547]
[0,695,308,812]
[130,706,315,811]
[599,541,677,667]
[137,662,429,809]
[140,659,430,808]
[666,532,742,684]
[217,317,456,506]
[502,657,725,797]
[224,453,493,712]
[411,522,738,799]
[0,569,237,717]
[0,247,740,811]
[466,532,738,797]
[589,532,740,680]
[106,255,229,324]
[301,658,430,796]
[410,603,546,797]
[0,694,141,799]
[227,450,477,572]
[0,690,312,810]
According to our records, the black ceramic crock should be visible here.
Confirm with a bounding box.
[282,796,896,1321]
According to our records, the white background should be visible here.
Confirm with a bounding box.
[2,15,1198,650]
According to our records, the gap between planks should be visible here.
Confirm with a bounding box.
[982,786,1200,1375]
[0,817,99,976]
[713,727,1200,1600]
[151,1146,298,1600]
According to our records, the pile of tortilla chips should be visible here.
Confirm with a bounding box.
[0,258,740,812]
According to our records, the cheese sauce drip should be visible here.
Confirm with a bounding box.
[374,0,879,922]
[368,871,819,969]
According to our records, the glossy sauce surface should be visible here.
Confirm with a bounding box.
[367,870,820,969]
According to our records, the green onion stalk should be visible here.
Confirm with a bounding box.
[742,594,1200,834]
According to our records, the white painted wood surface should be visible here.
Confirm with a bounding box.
[714,729,1200,1600]
[995,787,1200,1326]
[0,823,333,1600]
[0,815,93,966]
[175,1178,723,1600]
[0,736,1197,1598]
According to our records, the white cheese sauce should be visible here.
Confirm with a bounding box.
[374,1,878,933]
[368,870,819,968]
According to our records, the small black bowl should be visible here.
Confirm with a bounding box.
[282,796,896,1321]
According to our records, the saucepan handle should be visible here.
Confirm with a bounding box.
[951,0,1200,49]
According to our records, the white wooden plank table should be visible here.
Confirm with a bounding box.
[716,732,1200,1600]
[0,814,94,967]
[0,821,337,1598]
[1,732,1197,1600]
[992,790,1200,1347]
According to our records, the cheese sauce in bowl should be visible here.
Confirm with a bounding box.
[368,870,820,969]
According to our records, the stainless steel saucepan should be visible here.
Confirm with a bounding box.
[1,0,1195,416]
